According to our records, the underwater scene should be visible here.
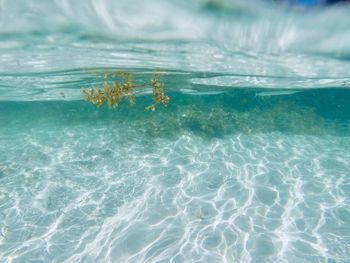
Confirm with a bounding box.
[0,0,350,262]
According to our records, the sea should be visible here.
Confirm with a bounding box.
[0,0,350,262]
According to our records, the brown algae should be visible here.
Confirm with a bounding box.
[82,71,169,111]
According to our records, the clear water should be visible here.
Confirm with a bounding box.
[0,1,350,262]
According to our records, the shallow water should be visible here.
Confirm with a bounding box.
[1,0,350,262]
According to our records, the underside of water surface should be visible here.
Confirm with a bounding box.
[1,0,350,262]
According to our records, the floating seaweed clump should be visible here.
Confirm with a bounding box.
[82,71,169,111]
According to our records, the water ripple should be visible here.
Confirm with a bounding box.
[0,118,349,262]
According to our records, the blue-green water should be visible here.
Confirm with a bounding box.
[1,1,350,262]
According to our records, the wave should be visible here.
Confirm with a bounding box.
[0,0,350,100]
[1,0,349,53]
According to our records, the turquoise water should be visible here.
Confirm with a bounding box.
[1,1,350,262]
